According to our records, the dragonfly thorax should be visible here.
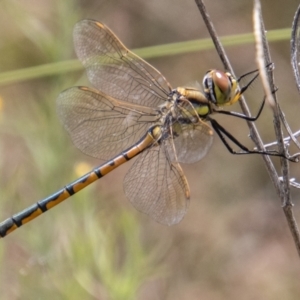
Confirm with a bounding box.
[174,86,211,118]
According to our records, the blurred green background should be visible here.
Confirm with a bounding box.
[1,0,300,299]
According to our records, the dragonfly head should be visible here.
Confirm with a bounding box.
[203,70,240,107]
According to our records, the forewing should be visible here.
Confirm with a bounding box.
[124,143,190,225]
[73,20,172,107]
[57,86,158,160]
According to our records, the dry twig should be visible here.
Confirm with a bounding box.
[194,0,300,257]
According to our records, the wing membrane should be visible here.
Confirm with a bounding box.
[124,143,190,225]
[168,121,214,164]
[73,20,172,107]
[57,86,158,160]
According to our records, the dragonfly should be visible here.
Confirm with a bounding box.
[0,20,292,238]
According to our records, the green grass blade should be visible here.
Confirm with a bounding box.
[0,28,291,86]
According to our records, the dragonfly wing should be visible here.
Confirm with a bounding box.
[57,86,158,160]
[167,120,214,164]
[73,20,172,107]
[124,143,190,225]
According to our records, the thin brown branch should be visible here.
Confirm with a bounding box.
[194,0,300,256]
[253,0,300,256]
[194,0,281,195]
[291,4,300,93]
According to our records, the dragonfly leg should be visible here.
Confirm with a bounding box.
[209,117,296,161]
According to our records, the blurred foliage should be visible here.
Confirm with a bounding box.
[0,0,300,299]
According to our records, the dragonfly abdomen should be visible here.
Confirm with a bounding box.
[0,126,161,238]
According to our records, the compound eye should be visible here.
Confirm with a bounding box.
[212,71,231,96]
[210,70,235,105]
[203,70,237,105]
